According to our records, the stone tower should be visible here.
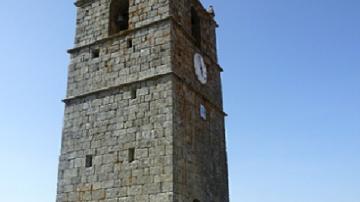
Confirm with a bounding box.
[56,0,229,201]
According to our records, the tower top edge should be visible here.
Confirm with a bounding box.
[74,0,95,7]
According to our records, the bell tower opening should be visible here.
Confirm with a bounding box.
[109,0,129,35]
[191,7,201,48]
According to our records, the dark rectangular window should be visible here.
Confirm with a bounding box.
[85,155,93,167]
[128,148,135,162]
[127,38,133,48]
[92,49,100,58]
[191,7,201,48]
[131,89,137,99]
[109,0,129,35]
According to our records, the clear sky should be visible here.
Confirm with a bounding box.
[0,0,359,202]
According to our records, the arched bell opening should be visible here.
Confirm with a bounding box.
[109,0,129,35]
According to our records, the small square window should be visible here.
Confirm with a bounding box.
[92,49,100,58]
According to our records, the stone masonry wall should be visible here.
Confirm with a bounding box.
[67,21,171,98]
[57,0,229,201]
[57,76,174,202]
[172,77,229,202]
[171,21,223,109]
[74,0,170,47]
[169,0,229,201]
[170,0,218,62]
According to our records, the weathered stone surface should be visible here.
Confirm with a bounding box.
[57,0,229,201]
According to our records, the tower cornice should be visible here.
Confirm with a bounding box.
[74,0,96,7]
[62,72,227,116]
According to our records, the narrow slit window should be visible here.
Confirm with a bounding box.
[92,49,100,58]
[109,0,129,35]
[200,104,207,120]
[127,38,133,48]
[191,7,201,48]
[131,89,137,99]
[128,148,135,162]
[193,200,200,202]
[85,155,93,168]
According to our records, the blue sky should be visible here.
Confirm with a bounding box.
[0,0,359,201]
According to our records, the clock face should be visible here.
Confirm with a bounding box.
[193,53,207,84]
